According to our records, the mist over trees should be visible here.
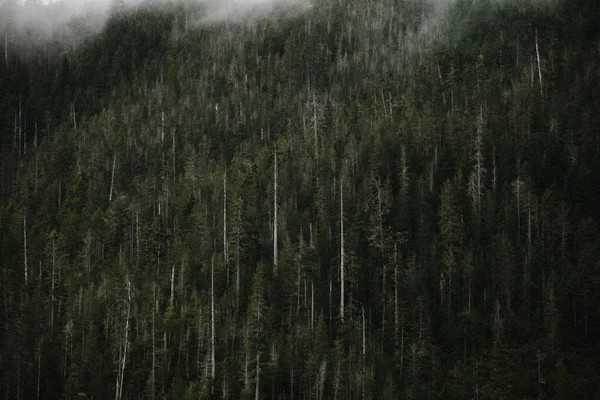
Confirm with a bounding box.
[1,0,599,398]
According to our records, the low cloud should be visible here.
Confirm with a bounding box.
[0,0,311,49]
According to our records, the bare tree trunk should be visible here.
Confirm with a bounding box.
[224,171,228,281]
[23,215,27,284]
[400,312,405,380]
[236,203,241,312]
[13,112,16,159]
[71,103,77,131]
[273,149,278,274]
[122,278,132,400]
[35,123,38,191]
[535,29,543,96]
[116,278,132,400]
[362,307,366,356]
[115,338,122,399]
[51,238,56,332]
[516,171,521,236]
[329,278,332,333]
[255,352,260,400]
[537,351,542,399]
[340,177,344,322]
[243,328,250,390]
[436,61,446,106]
[109,153,117,202]
[18,97,22,158]
[313,93,318,159]
[492,144,497,193]
[211,254,216,380]
[528,192,532,261]
[170,264,175,309]
[476,107,483,218]
[152,283,156,400]
[394,243,398,347]
[37,336,42,400]
[311,281,314,331]
[172,127,176,174]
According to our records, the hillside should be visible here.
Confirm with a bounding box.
[1,0,600,398]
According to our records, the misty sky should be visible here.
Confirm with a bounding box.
[1,0,311,43]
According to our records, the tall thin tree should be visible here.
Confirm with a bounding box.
[340,177,345,322]
[273,148,278,274]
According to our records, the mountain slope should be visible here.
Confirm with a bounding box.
[1,0,599,398]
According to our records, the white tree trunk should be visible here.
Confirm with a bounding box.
[340,177,345,322]
[244,338,250,390]
[273,149,278,274]
[51,238,56,331]
[211,255,216,379]
[362,307,366,356]
[18,97,22,158]
[116,278,131,400]
[172,127,176,174]
[152,283,156,400]
[255,352,260,400]
[528,191,532,261]
[400,313,404,379]
[71,103,77,131]
[394,243,398,346]
[477,108,483,217]
[224,171,228,268]
[311,281,314,330]
[23,215,27,284]
[535,29,543,96]
[313,93,319,159]
[493,144,497,192]
[109,153,117,202]
[37,336,42,400]
[236,204,241,312]
[170,264,175,309]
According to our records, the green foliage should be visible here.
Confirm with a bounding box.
[1,0,600,398]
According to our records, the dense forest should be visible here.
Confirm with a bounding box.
[1,0,600,398]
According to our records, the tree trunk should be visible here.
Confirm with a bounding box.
[170,264,175,309]
[224,171,228,283]
[172,127,176,174]
[23,215,27,285]
[109,153,117,202]
[236,205,241,312]
[37,336,42,400]
[536,29,543,96]
[211,255,216,380]
[362,307,366,356]
[400,312,404,380]
[273,149,278,274]
[255,352,260,400]
[152,283,156,400]
[340,177,344,322]
[18,97,22,158]
[116,278,131,400]
[51,238,56,332]
[311,281,314,331]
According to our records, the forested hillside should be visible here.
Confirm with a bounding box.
[1,0,600,398]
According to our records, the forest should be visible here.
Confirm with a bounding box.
[1,0,599,398]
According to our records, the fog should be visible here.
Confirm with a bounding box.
[0,0,311,48]
[0,0,553,54]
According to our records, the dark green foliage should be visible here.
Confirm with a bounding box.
[1,0,600,398]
